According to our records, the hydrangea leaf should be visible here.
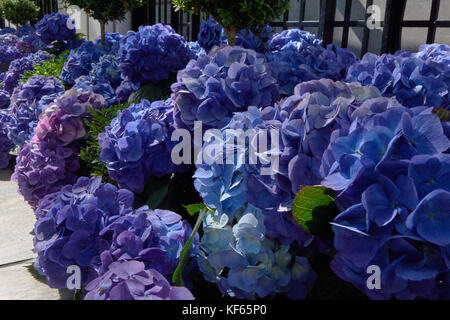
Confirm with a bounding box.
[433,106,450,122]
[128,83,164,104]
[183,203,206,216]
[173,208,208,286]
[292,186,337,235]
[146,174,173,210]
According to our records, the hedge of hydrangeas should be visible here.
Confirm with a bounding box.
[0,14,449,301]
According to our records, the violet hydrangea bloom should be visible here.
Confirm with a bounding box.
[118,24,192,85]
[95,32,123,54]
[0,44,23,66]
[84,260,194,300]
[321,96,450,299]
[115,79,139,104]
[16,33,46,53]
[89,54,122,88]
[235,25,273,53]
[35,13,76,45]
[266,30,358,95]
[0,33,19,46]
[12,89,106,208]
[95,208,195,280]
[0,89,10,108]
[16,24,35,37]
[0,109,13,168]
[33,176,135,288]
[197,17,227,52]
[346,50,450,109]
[2,51,53,94]
[60,41,102,85]
[7,75,64,146]
[99,99,189,193]
[172,45,279,130]
[74,75,116,107]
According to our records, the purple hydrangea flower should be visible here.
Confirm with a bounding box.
[35,13,76,45]
[99,99,189,193]
[7,75,64,146]
[12,89,106,208]
[74,75,116,107]
[346,50,450,109]
[197,17,227,52]
[60,41,102,85]
[0,89,10,108]
[95,33,123,54]
[33,176,135,288]
[115,79,139,104]
[0,109,13,168]
[119,24,191,85]
[172,45,279,130]
[89,54,122,88]
[84,260,194,300]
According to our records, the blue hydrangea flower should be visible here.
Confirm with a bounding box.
[0,27,16,35]
[198,207,316,299]
[12,89,106,208]
[197,17,227,52]
[0,109,13,168]
[115,79,139,104]
[2,51,53,94]
[235,25,273,53]
[60,41,102,85]
[99,99,190,193]
[74,75,116,107]
[95,32,123,54]
[16,24,35,37]
[119,24,191,85]
[35,13,76,45]
[0,89,10,108]
[33,176,135,288]
[267,34,358,95]
[89,54,122,88]
[7,75,64,146]
[95,207,195,280]
[0,44,23,66]
[346,50,450,109]
[172,45,279,130]
[323,98,450,299]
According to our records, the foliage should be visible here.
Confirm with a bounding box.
[173,0,289,44]
[80,102,130,183]
[62,0,144,44]
[21,52,68,82]
[0,0,39,27]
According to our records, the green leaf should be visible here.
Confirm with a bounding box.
[433,106,450,122]
[292,186,336,234]
[173,208,207,287]
[183,203,206,216]
[128,83,164,104]
[146,175,173,210]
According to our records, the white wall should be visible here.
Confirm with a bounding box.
[58,0,133,41]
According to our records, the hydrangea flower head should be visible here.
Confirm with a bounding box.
[35,13,76,45]
[197,17,227,52]
[0,109,13,168]
[60,41,102,85]
[12,89,106,208]
[119,24,191,85]
[172,45,279,130]
[33,176,135,288]
[89,54,122,88]
[74,75,116,107]
[99,98,189,193]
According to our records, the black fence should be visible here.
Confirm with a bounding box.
[132,0,450,57]
[34,0,59,21]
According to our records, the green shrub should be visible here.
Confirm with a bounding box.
[79,103,130,183]
[173,0,290,44]
[21,52,68,83]
[0,0,39,27]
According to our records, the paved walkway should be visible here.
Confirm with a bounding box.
[0,168,68,300]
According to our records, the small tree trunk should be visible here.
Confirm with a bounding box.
[99,20,106,47]
[225,27,237,46]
